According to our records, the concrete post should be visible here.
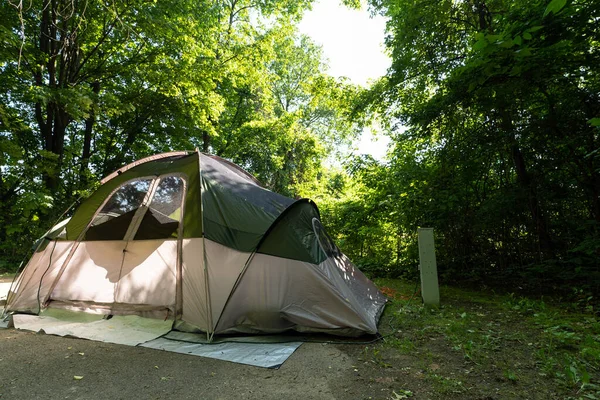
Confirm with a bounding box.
[418,228,440,306]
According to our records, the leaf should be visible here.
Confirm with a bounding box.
[527,26,544,33]
[523,32,532,40]
[473,39,488,51]
[515,47,533,57]
[589,118,600,127]
[513,36,523,46]
[584,148,599,160]
[544,0,567,17]
[73,376,84,380]
[582,368,591,384]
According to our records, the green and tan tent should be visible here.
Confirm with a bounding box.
[5,151,386,338]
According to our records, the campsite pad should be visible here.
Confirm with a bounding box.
[10,310,303,368]
[12,309,172,346]
[138,331,380,368]
[141,336,302,369]
[6,311,378,368]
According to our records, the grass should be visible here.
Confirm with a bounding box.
[363,278,600,399]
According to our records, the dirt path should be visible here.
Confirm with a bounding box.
[0,330,391,400]
[2,280,597,399]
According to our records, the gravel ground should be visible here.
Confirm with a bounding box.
[0,277,394,400]
[0,329,385,400]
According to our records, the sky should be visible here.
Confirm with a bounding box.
[298,0,391,161]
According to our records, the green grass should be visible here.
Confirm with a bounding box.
[370,278,600,399]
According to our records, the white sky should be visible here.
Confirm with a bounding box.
[298,0,391,161]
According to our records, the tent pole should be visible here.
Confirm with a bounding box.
[212,199,316,331]
[112,178,161,313]
[5,196,83,315]
[197,150,215,342]
[41,180,144,306]
[174,177,188,322]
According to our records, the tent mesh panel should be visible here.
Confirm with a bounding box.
[85,178,152,241]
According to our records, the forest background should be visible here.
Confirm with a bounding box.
[1,0,599,300]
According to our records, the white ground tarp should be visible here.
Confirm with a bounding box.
[0,282,10,301]
[141,337,302,369]
[10,309,302,368]
[12,312,171,346]
[1,281,10,328]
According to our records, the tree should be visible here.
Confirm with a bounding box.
[213,25,360,196]
[351,0,600,284]
[0,0,364,270]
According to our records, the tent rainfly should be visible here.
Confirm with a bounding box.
[4,151,386,338]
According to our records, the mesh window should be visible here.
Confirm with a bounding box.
[134,176,184,240]
[312,218,339,258]
[85,179,152,241]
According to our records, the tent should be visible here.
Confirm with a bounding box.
[4,151,386,338]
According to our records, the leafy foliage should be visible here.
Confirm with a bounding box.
[336,0,600,292]
[0,0,359,269]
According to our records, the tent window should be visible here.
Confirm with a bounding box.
[312,218,339,258]
[85,179,152,241]
[134,176,184,240]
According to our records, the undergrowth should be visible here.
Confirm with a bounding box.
[370,279,600,399]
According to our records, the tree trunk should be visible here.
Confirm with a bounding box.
[80,81,101,188]
[499,109,554,255]
[37,0,75,193]
[202,131,210,152]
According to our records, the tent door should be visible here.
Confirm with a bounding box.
[46,175,186,318]
[112,175,186,317]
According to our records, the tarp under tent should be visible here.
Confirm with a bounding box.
[3,151,386,340]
